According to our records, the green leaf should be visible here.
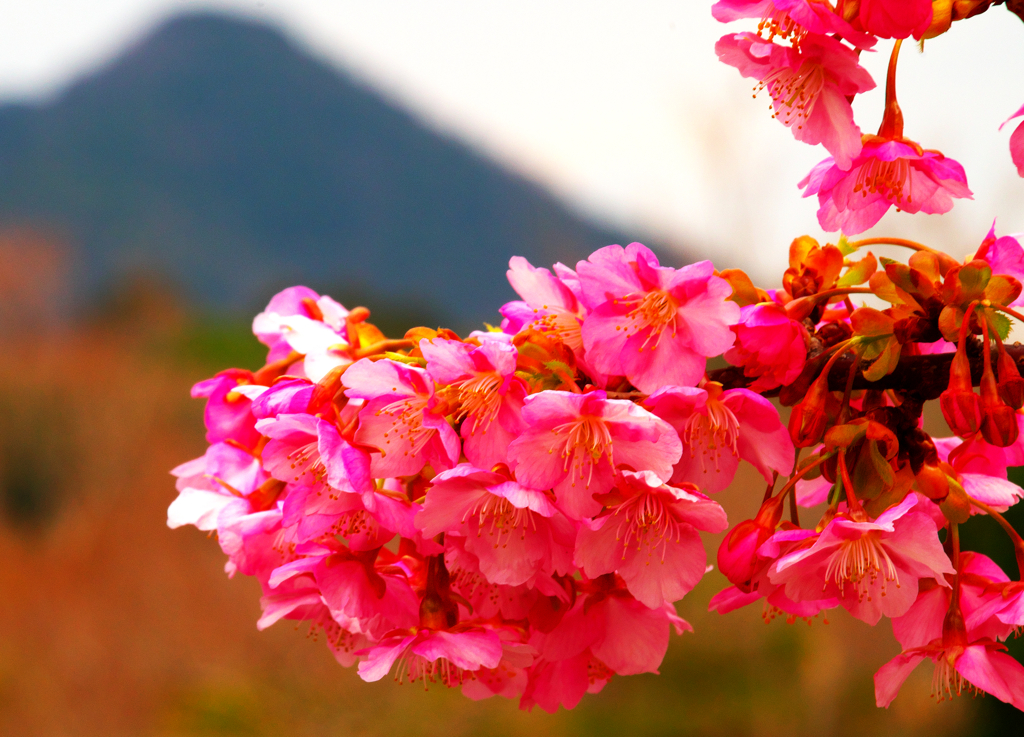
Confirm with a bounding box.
[958,260,993,301]
[988,311,1012,341]
[862,337,902,381]
[850,307,895,338]
[837,252,877,287]
[837,234,858,256]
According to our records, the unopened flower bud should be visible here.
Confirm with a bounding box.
[939,344,981,437]
[997,347,1024,410]
[788,372,830,447]
[980,360,1020,447]
[915,462,950,501]
[717,496,784,591]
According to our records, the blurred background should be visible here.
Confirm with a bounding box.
[0,2,1023,735]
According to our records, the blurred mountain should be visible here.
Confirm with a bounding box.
[0,12,653,332]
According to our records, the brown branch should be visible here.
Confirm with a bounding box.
[709,342,1024,400]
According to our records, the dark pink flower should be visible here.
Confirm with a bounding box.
[270,541,419,640]
[974,223,1024,307]
[357,628,505,685]
[876,638,1024,709]
[933,435,1024,513]
[417,465,576,587]
[420,336,527,469]
[577,244,739,392]
[507,390,682,520]
[800,138,972,235]
[532,580,691,682]
[192,370,262,448]
[716,32,874,169]
[343,357,461,478]
[1003,104,1024,178]
[712,0,875,48]
[725,302,809,391]
[768,496,954,624]
[501,256,588,355]
[892,552,1015,650]
[644,383,794,493]
[256,413,372,493]
[574,471,727,608]
[858,0,932,40]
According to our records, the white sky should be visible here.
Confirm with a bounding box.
[0,0,1022,285]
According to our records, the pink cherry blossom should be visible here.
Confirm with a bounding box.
[501,256,588,355]
[875,638,1024,709]
[800,139,972,235]
[711,0,876,48]
[526,577,691,709]
[933,435,1023,513]
[255,412,372,494]
[420,336,527,469]
[574,471,727,608]
[974,223,1024,307]
[576,244,739,392]
[252,286,353,379]
[256,574,374,666]
[716,32,875,170]
[892,552,1015,650]
[507,390,682,520]
[270,541,419,640]
[167,441,268,531]
[417,465,576,587]
[1003,104,1024,178]
[357,627,505,685]
[644,383,794,493]
[768,496,954,624]
[191,370,262,448]
[710,525,839,619]
[857,0,932,40]
[343,357,461,478]
[725,302,809,391]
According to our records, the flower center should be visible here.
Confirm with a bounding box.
[853,156,912,206]
[617,289,678,351]
[532,307,584,352]
[759,62,826,130]
[552,415,614,488]
[757,8,807,48]
[682,398,740,473]
[287,439,327,483]
[377,394,435,458]
[931,650,973,702]
[824,532,900,598]
[450,371,504,431]
[614,491,683,562]
[468,494,536,548]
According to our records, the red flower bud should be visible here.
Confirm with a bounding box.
[939,342,981,437]
[981,368,1019,446]
[788,372,830,447]
[997,344,1024,410]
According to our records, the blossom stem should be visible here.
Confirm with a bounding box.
[253,350,304,384]
[993,304,1024,325]
[968,495,1024,578]
[774,451,833,504]
[846,237,935,253]
[877,39,904,139]
[837,448,867,518]
[354,339,415,359]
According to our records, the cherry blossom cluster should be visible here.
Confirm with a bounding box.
[170,245,797,710]
[714,0,1024,234]
[170,0,1024,716]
